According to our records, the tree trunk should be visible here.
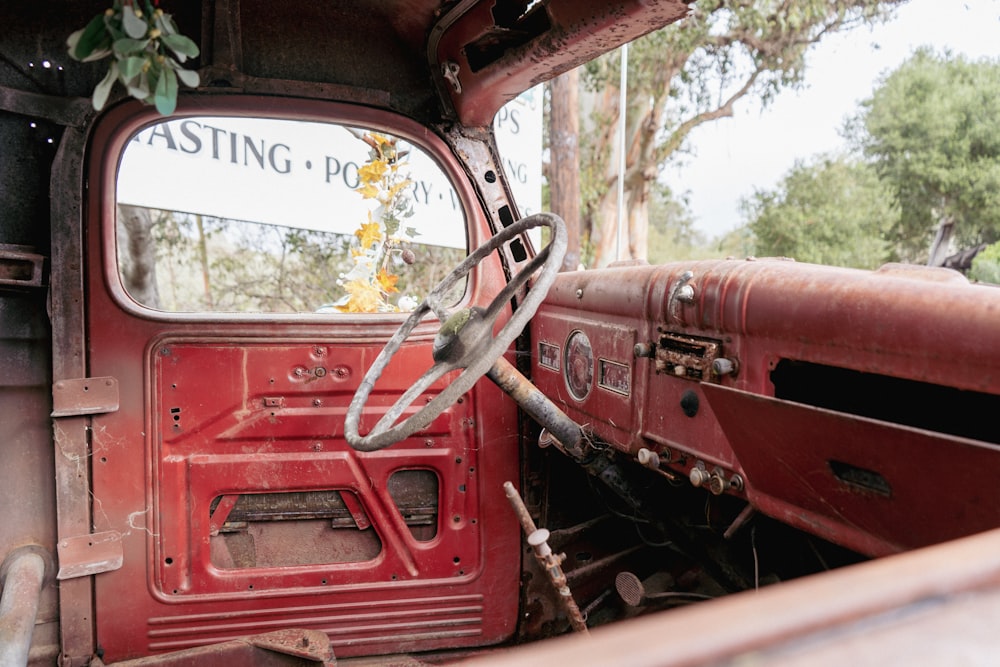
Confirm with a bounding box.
[116,205,162,308]
[548,68,582,271]
[194,214,214,308]
[927,214,956,267]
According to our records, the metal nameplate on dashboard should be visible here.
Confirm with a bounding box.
[539,341,560,370]
[598,359,631,396]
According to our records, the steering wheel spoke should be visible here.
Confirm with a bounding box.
[370,361,455,435]
[425,293,453,323]
[345,213,568,451]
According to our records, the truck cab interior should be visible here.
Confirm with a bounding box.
[4,1,1000,665]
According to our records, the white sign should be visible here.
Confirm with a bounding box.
[117,94,542,250]
[495,85,543,218]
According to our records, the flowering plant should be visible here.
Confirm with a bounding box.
[333,132,419,313]
[67,0,200,114]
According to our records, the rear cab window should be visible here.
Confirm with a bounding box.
[116,115,468,314]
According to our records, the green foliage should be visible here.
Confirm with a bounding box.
[67,1,200,114]
[646,186,714,263]
[853,48,1000,261]
[126,208,464,314]
[572,0,901,266]
[744,155,893,268]
[970,241,1000,284]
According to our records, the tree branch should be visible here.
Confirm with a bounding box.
[656,65,762,163]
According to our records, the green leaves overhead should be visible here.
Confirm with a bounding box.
[743,155,893,268]
[66,1,200,114]
[853,49,1000,259]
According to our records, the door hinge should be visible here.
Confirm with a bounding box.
[56,530,124,580]
[52,377,120,417]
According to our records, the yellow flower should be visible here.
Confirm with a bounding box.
[357,160,388,185]
[376,269,399,294]
[357,183,379,199]
[336,279,382,313]
[354,221,383,249]
[386,178,412,201]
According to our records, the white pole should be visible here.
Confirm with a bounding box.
[615,43,629,262]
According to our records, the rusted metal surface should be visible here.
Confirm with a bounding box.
[430,0,691,125]
[461,526,1000,667]
[51,377,119,417]
[503,482,588,635]
[11,2,1000,665]
[533,258,1000,555]
[105,629,336,666]
[488,358,582,455]
[49,122,98,667]
[0,547,47,667]
[80,96,522,662]
[705,382,1000,556]
[0,84,91,128]
[56,531,123,580]
[0,244,46,289]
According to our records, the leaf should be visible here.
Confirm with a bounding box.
[356,183,379,199]
[337,279,383,313]
[70,14,110,61]
[354,221,383,249]
[357,160,389,185]
[174,65,200,88]
[405,227,421,238]
[92,61,119,110]
[154,66,178,115]
[113,37,150,55]
[119,56,146,81]
[126,71,150,99]
[122,4,148,39]
[161,33,200,60]
[162,13,180,36]
[376,269,400,294]
[66,29,83,53]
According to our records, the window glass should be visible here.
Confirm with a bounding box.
[116,117,467,313]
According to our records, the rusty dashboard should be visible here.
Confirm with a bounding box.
[531,259,1000,558]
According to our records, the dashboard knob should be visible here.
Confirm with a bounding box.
[689,465,710,488]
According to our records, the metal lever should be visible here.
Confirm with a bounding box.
[503,481,589,634]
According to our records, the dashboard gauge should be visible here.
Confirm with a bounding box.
[565,330,594,400]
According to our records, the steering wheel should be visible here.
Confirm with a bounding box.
[344,212,567,451]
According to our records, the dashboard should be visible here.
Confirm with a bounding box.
[531,258,1000,557]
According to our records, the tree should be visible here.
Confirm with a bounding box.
[970,241,1000,285]
[852,48,1000,264]
[646,184,713,263]
[743,155,893,268]
[547,68,582,271]
[563,0,903,267]
[118,204,164,307]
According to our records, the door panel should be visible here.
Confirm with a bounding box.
[85,102,522,661]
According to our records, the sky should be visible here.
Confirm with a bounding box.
[663,0,1000,239]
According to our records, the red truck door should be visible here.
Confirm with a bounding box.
[80,101,521,662]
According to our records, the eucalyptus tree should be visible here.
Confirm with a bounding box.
[562,0,905,267]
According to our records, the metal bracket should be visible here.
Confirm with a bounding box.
[52,377,120,417]
[0,244,46,290]
[667,270,696,323]
[56,531,124,580]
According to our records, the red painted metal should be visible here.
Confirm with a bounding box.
[82,100,522,663]
[432,0,691,126]
[462,526,1000,667]
[107,629,335,666]
[705,383,1000,556]
[532,258,1000,556]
